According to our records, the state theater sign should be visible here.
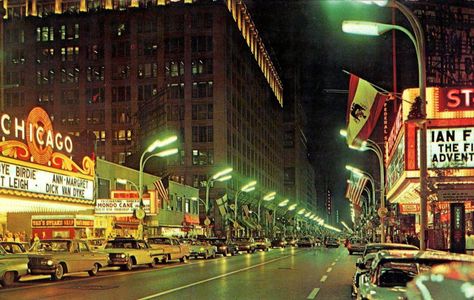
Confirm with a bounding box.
[0,107,94,203]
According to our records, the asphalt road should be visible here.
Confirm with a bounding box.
[0,246,358,300]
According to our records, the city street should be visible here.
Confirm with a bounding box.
[0,246,356,300]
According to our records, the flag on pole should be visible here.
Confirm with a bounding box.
[345,174,368,208]
[346,74,388,146]
[215,194,228,218]
[353,176,368,208]
[153,175,169,204]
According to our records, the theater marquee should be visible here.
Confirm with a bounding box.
[426,127,474,169]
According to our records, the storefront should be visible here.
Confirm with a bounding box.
[95,190,157,238]
[0,107,95,238]
[386,87,474,249]
[31,215,94,239]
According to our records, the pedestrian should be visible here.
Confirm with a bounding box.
[29,233,41,252]
[386,235,392,243]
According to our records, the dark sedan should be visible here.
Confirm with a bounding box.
[324,238,339,248]
[297,237,315,248]
[285,237,297,247]
[271,238,287,248]
[207,238,238,256]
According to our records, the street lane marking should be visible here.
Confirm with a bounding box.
[137,255,290,300]
[331,262,336,266]
[320,275,328,282]
[326,267,332,273]
[307,288,320,299]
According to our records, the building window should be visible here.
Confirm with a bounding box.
[98,178,110,199]
[284,167,295,185]
[165,61,184,77]
[36,69,55,85]
[192,174,208,188]
[59,24,80,40]
[112,22,129,37]
[167,104,185,121]
[185,198,190,213]
[192,126,213,143]
[5,71,24,86]
[165,37,184,53]
[138,40,158,56]
[191,199,198,214]
[192,149,214,166]
[61,46,79,62]
[112,64,130,80]
[192,104,213,120]
[176,196,183,212]
[61,90,79,104]
[86,44,104,60]
[138,20,157,33]
[112,41,130,57]
[112,86,131,102]
[191,13,213,29]
[167,83,185,99]
[86,88,105,104]
[112,129,132,145]
[191,36,213,53]
[86,66,105,82]
[60,67,80,83]
[112,107,131,124]
[283,130,295,148]
[191,59,213,75]
[138,63,158,79]
[36,48,55,63]
[192,81,213,98]
[93,130,106,144]
[86,110,105,125]
[36,26,54,42]
[4,92,25,108]
[37,91,54,103]
[138,84,158,102]
[60,111,80,126]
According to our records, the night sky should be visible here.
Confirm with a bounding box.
[248,0,419,225]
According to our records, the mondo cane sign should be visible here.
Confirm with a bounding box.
[422,127,474,169]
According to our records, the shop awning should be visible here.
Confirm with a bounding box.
[183,214,200,225]
[114,223,139,229]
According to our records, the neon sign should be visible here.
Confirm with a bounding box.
[440,87,474,111]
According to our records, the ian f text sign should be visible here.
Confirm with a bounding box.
[426,127,474,168]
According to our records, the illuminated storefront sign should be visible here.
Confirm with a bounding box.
[0,161,93,200]
[426,127,474,168]
[387,138,405,191]
[31,215,94,227]
[95,198,152,214]
[439,88,474,111]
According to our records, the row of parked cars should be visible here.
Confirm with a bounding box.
[347,239,474,300]
[0,235,320,287]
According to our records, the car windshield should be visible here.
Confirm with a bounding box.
[366,245,416,256]
[105,240,139,249]
[148,238,171,245]
[39,241,70,252]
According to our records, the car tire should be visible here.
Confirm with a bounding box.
[149,258,158,268]
[180,255,188,263]
[349,251,353,255]
[52,263,64,280]
[161,256,169,264]
[1,271,17,287]
[204,251,209,259]
[122,259,133,271]
[223,249,228,257]
[88,263,99,276]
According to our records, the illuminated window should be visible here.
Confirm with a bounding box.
[192,149,214,166]
[167,83,185,99]
[86,66,105,82]
[86,110,105,125]
[61,46,79,62]
[191,59,213,75]
[113,130,132,145]
[37,91,54,104]
[60,67,80,83]
[137,63,158,79]
[112,107,131,124]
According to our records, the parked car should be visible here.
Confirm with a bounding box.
[206,238,238,256]
[28,239,109,280]
[104,238,164,270]
[405,262,474,300]
[254,237,271,251]
[297,236,315,247]
[147,236,190,263]
[347,238,366,255]
[0,242,29,254]
[352,243,419,297]
[233,237,256,253]
[271,238,287,248]
[189,240,217,259]
[0,244,28,287]
[285,237,297,247]
[324,238,339,248]
[358,250,474,300]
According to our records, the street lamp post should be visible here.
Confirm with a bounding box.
[137,136,178,239]
[202,168,232,236]
[344,0,427,250]
[260,191,276,235]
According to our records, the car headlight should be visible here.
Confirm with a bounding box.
[200,247,205,251]
[47,260,54,266]
[120,253,126,258]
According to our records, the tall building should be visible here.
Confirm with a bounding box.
[2,0,295,235]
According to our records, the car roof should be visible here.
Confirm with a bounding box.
[375,250,474,264]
